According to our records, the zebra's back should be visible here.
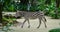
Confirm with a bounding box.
[19,11,44,19]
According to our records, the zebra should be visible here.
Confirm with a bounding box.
[15,10,47,28]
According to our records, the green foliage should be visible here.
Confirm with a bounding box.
[2,16,16,32]
[19,4,27,11]
[2,0,46,12]
[49,28,60,32]
[8,4,16,12]
[4,0,11,5]
[3,0,16,12]
[44,3,60,19]
[2,0,60,19]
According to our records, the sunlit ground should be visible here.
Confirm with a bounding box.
[0,16,60,32]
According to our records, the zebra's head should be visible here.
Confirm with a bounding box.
[15,11,24,19]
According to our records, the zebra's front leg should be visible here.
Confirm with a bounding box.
[27,19,30,28]
[21,20,26,28]
[43,21,47,28]
[37,18,42,28]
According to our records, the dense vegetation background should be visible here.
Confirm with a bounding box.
[0,0,60,19]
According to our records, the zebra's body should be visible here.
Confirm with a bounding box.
[15,11,47,28]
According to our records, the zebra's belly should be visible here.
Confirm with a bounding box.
[27,16,39,19]
[29,17,37,19]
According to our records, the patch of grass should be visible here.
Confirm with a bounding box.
[49,28,60,32]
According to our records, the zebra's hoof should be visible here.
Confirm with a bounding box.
[45,26,47,28]
[37,27,39,29]
[21,27,23,28]
[28,26,30,28]
[21,26,23,28]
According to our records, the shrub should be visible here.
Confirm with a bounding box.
[49,28,60,32]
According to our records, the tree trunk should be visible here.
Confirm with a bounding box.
[54,0,60,19]
[56,0,59,8]
[0,3,2,23]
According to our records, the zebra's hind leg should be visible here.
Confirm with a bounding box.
[44,21,47,28]
[21,19,26,28]
[42,16,47,28]
[43,20,47,28]
[43,16,47,22]
[37,18,42,28]
[27,19,30,28]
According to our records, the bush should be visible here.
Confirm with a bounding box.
[49,28,60,32]
[44,3,60,19]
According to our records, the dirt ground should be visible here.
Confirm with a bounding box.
[5,16,60,32]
